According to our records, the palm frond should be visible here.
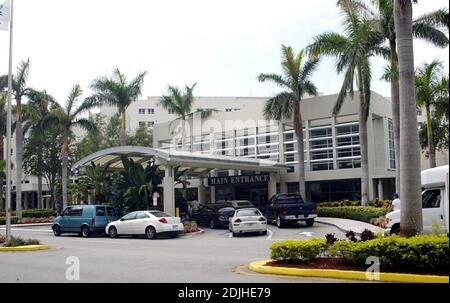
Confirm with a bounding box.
[414,8,449,32]
[263,92,294,121]
[333,65,356,116]
[257,73,290,88]
[413,22,449,48]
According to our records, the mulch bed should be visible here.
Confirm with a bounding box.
[266,259,449,277]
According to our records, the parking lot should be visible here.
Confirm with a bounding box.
[0,222,349,283]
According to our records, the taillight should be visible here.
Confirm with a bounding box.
[259,217,267,222]
[218,215,226,220]
[282,207,288,215]
[159,218,168,223]
[234,218,242,223]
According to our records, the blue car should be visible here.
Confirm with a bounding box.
[52,205,118,238]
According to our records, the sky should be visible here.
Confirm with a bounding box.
[0,0,449,105]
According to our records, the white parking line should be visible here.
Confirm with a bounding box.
[266,229,273,240]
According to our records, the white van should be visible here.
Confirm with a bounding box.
[386,165,449,235]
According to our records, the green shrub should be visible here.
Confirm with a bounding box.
[316,201,361,207]
[329,235,449,271]
[0,209,56,218]
[317,206,389,223]
[270,239,328,263]
[0,217,18,225]
[3,236,40,247]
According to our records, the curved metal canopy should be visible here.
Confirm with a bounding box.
[72,146,289,177]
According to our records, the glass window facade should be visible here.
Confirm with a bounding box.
[388,119,396,169]
[308,179,361,202]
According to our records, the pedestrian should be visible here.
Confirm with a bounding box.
[391,193,401,212]
[190,199,200,219]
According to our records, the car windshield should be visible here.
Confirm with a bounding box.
[236,209,261,217]
[236,201,253,207]
[277,195,304,204]
[150,211,171,218]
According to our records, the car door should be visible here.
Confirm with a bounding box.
[266,197,276,220]
[422,188,445,233]
[116,212,137,234]
[95,206,107,229]
[68,206,84,232]
[133,212,151,235]
[58,207,72,232]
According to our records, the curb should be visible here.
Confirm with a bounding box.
[248,260,449,283]
[315,218,355,234]
[0,244,50,252]
[179,228,204,237]
[0,223,53,228]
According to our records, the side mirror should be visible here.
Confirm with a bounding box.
[120,218,125,221]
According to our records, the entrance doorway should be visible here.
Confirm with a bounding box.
[216,184,269,209]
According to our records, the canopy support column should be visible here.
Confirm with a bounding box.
[163,166,175,216]
[268,172,278,200]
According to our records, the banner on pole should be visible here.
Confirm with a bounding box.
[0,0,10,31]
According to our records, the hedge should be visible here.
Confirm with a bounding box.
[316,199,392,208]
[270,239,328,263]
[317,206,389,223]
[0,217,18,225]
[0,209,56,218]
[270,235,449,272]
[328,234,449,271]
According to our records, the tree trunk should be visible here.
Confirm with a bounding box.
[394,0,423,237]
[120,111,127,146]
[0,137,4,211]
[359,95,370,206]
[15,104,23,218]
[37,174,43,209]
[294,102,306,199]
[181,119,187,151]
[61,136,69,213]
[426,105,436,168]
[390,39,401,194]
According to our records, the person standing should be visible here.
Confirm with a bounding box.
[392,193,401,212]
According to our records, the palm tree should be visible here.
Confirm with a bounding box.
[159,83,216,150]
[258,46,319,199]
[90,68,147,146]
[415,60,445,168]
[79,162,109,204]
[342,0,448,194]
[307,6,388,205]
[52,85,98,212]
[394,0,423,236]
[22,89,56,209]
[0,59,31,217]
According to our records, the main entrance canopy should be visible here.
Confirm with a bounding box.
[72,146,289,215]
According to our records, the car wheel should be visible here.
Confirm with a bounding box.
[108,226,118,238]
[53,225,61,237]
[81,226,90,238]
[261,230,268,236]
[305,219,314,227]
[276,216,285,228]
[145,226,157,240]
[232,232,239,237]
[209,219,216,229]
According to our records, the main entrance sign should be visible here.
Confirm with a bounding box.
[208,174,270,186]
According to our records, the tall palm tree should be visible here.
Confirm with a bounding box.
[159,83,216,150]
[52,85,98,212]
[415,60,445,168]
[342,0,448,193]
[0,59,31,218]
[307,6,388,205]
[394,0,423,237]
[258,46,319,199]
[22,89,56,209]
[90,68,147,146]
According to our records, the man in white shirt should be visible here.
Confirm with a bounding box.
[391,193,401,212]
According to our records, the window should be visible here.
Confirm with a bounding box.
[285,143,295,152]
[311,160,334,171]
[138,108,145,114]
[148,121,155,127]
[388,119,396,169]
[337,147,360,158]
[310,138,332,149]
[168,109,175,114]
[422,189,442,209]
[285,153,297,163]
[417,110,422,116]
[308,179,361,202]
[68,206,83,216]
[236,209,261,217]
[336,124,359,136]
[136,212,150,219]
[337,136,359,146]
[148,108,155,114]
[96,206,106,216]
[150,211,171,218]
[225,108,233,112]
[121,212,137,221]
[139,121,146,127]
[337,159,361,169]
[63,207,72,216]
[284,132,295,142]
[107,207,116,217]
[310,149,333,160]
[309,127,332,138]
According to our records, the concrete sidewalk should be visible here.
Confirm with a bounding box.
[316,217,383,235]
[0,223,53,228]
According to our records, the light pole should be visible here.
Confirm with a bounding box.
[5,0,14,242]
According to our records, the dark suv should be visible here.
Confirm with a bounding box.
[195,203,235,229]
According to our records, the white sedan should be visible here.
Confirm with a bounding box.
[229,208,267,237]
[106,211,184,239]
